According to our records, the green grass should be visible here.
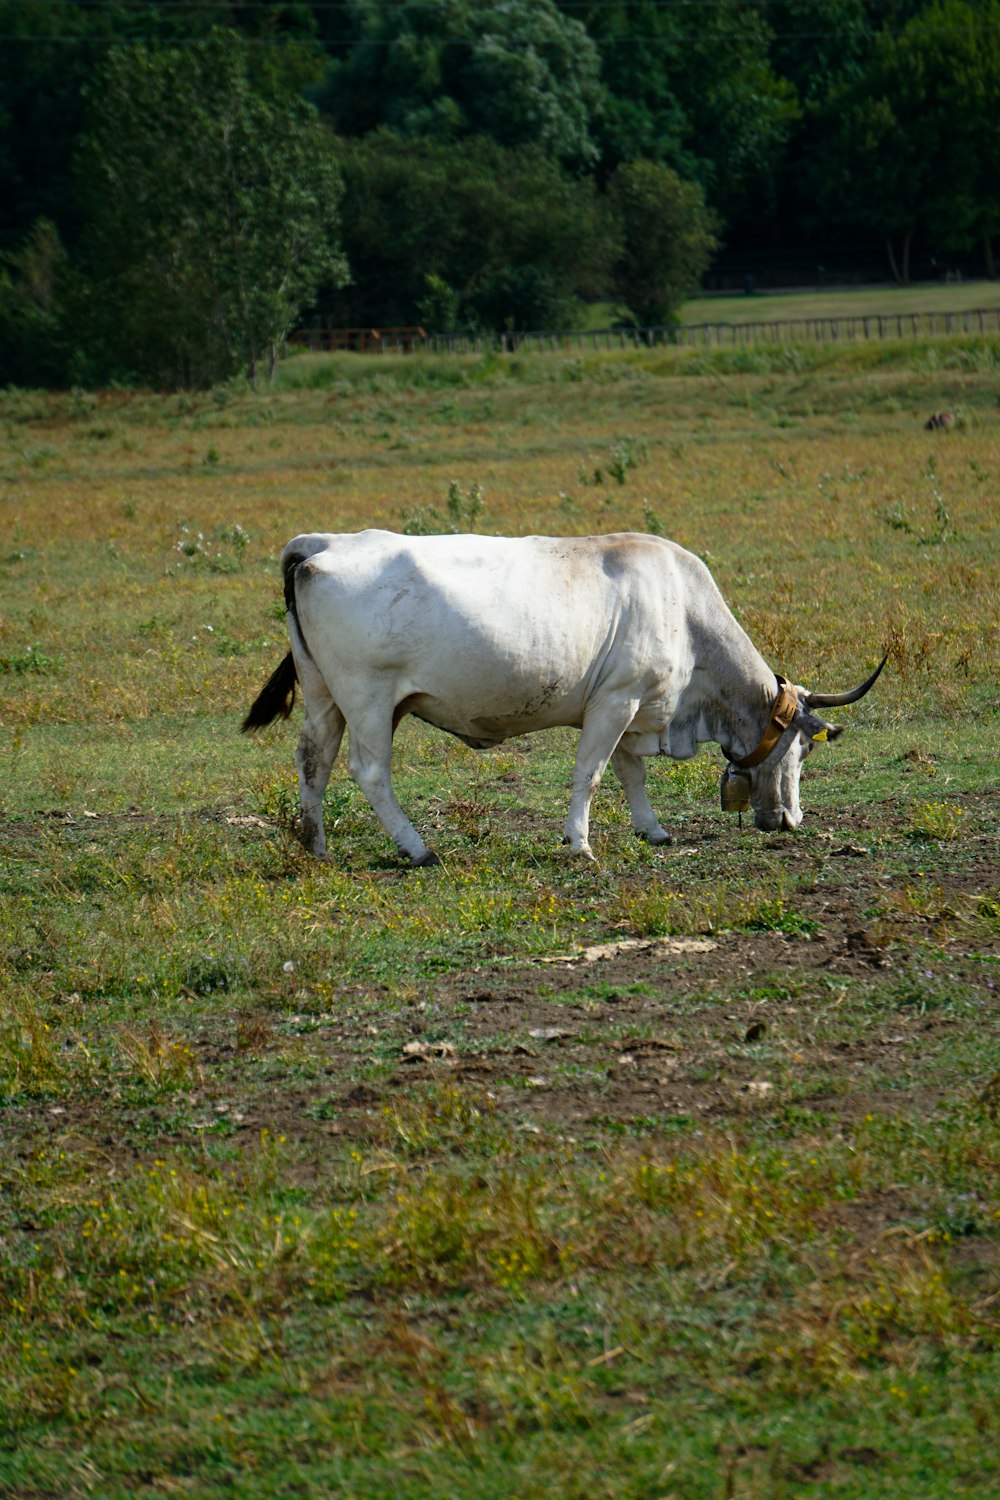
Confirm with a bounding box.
[681,278,1000,327]
[579,279,1000,332]
[1,341,998,1497]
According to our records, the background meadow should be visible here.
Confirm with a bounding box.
[1,334,998,1498]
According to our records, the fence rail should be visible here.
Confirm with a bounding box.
[290,307,1000,357]
[288,325,428,354]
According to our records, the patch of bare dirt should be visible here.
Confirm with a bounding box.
[215,909,997,1153]
[6,801,998,1171]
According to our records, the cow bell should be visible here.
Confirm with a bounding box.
[720,763,752,813]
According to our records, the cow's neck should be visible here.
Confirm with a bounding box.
[710,624,781,760]
[675,625,778,761]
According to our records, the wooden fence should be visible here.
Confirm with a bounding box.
[288,325,428,354]
[290,307,1000,357]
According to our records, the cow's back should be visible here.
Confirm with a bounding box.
[282,531,717,742]
[287,529,702,669]
[285,527,703,612]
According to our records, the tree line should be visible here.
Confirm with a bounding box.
[1,0,997,388]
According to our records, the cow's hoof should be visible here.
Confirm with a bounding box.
[559,839,596,861]
[297,821,326,859]
[638,829,673,846]
[298,836,327,860]
[409,849,441,869]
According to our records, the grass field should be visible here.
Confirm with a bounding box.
[578,279,1000,333]
[1,335,998,1498]
[679,279,1000,328]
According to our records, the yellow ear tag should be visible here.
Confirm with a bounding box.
[812,728,828,742]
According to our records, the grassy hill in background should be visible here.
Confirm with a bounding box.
[574,280,1000,332]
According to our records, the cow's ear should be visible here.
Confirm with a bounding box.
[793,706,843,742]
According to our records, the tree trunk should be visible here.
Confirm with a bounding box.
[885,237,903,285]
[985,233,996,281]
[885,232,914,285]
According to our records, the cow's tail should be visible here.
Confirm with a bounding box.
[241,651,296,733]
[241,541,320,734]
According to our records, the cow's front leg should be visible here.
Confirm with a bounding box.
[611,742,672,846]
[564,699,640,858]
[346,712,439,867]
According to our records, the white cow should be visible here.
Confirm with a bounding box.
[243,530,885,865]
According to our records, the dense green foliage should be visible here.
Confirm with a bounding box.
[810,0,1000,281]
[75,34,347,388]
[607,161,718,328]
[315,0,603,170]
[0,1,998,384]
[0,218,71,387]
[334,133,615,331]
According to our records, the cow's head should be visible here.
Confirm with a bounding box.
[721,657,886,831]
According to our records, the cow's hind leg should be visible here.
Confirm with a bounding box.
[295,678,345,859]
[345,707,438,867]
[611,743,672,846]
[564,697,641,858]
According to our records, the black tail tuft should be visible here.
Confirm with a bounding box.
[241,651,297,733]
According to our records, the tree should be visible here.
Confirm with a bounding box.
[896,0,1000,277]
[330,132,615,331]
[0,218,72,385]
[677,2,799,225]
[559,2,688,172]
[607,161,717,327]
[75,31,347,387]
[811,86,925,283]
[760,1,872,105]
[562,1,797,224]
[0,1,323,254]
[315,0,602,170]
[809,1,1000,281]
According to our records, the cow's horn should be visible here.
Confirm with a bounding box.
[803,654,887,710]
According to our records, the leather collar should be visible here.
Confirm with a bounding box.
[728,675,799,770]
